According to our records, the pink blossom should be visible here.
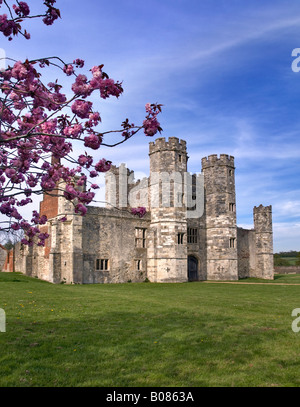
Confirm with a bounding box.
[84,134,102,150]
[63,64,74,76]
[63,184,77,201]
[78,154,93,168]
[63,123,83,138]
[13,2,30,17]
[73,59,85,68]
[95,158,112,173]
[131,207,147,218]
[75,203,87,216]
[71,74,92,97]
[71,100,92,119]
[89,171,98,178]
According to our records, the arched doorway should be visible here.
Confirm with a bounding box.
[188,256,198,281]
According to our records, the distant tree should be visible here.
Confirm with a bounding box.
[0,1,162,247]
[274,256,290,267]
[278,251,299,258]
[296,252,300,266]
[3,239,13,251]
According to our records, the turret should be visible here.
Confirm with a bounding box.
[147,137,188,282]
[202,154,238,280]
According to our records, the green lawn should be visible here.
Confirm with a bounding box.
[0,272,300,387]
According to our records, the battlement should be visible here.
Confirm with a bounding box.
[149,137,187,155]
[201,154,235,169]
[253,204,272,213]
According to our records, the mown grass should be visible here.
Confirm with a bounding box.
[0,272,300,387]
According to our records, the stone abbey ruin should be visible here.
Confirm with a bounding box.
[5,137,274,283]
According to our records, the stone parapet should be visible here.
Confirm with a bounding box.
[202,154,235,169]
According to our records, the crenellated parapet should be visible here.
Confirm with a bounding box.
[201,154,235,169]
[149,137,187,155]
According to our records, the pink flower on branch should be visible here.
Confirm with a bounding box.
[84,133,102,150]
[71,100,93,119]
[0,9,163,241]
[143,103,163,137]
[131,207,147,218]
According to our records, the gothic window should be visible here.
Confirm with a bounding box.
[135,260,142,271]
[229,169,233,176]
[229,238,235,248]
[178,154,182,162]
[96,259,109,271]
[177,233,184,244]
[187,228,198,244]
[135,228,147,248]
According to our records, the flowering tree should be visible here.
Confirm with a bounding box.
[0,1,162,246]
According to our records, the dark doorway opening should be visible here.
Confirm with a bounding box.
[188,256,198,281]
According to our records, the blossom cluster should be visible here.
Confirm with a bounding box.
[131,207,147,218]
[143,103,163,137]
[0,56,162,245]
[0,0,60,40]
[0,2,162,246]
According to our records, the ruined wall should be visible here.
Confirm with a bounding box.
[253,205,274,279]
[81,207,150,283]
[237,227,256,278]
[0,246,7,271]
[275,266,300,274]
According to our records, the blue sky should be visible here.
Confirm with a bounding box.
[2,0,300,252]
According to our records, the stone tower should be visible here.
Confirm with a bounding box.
[201,154,238,280]
[105,163,134,209]
[253,205,274,279]
[147,137,188,282]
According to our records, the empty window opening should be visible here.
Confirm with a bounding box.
[177,233,184,244]
[136,260,142,271]
[96,259,109,271]
[229,238,235,248]
[229,203,235,212]
[135,228,147,248]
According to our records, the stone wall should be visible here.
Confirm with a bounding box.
[253,205,274,279]
[237,227,256,278]
[275,266,300,274]
[81,207,150,283]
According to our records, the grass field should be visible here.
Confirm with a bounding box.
[0,272,300,387]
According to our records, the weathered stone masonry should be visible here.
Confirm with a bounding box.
[12,136,274,283]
